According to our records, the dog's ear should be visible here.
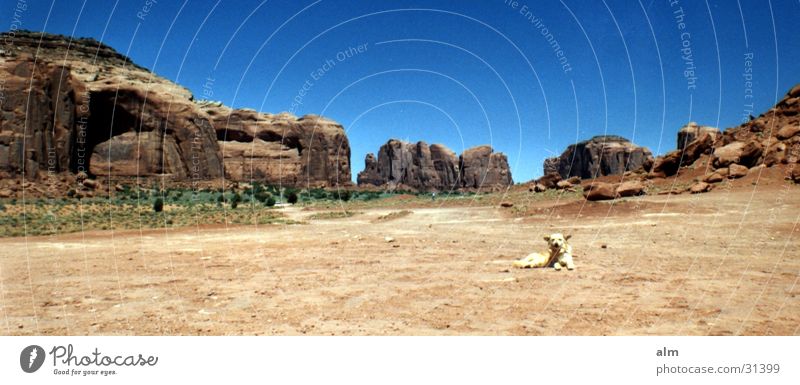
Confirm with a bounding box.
[565,234,572,241]
[543,235,551,242]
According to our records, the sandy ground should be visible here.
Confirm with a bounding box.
[0,186,798,335]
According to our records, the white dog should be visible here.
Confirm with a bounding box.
[513,233,575,270]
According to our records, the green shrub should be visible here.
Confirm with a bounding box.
[287,191,299,204]
[254,191,272,203]
[153,198,164,213]
[308,188,328,200]
[265,197,276,207]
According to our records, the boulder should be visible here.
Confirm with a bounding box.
[776,125,800,140]
[556,180,573,190]
[544,136,654,179]
[649,150,681,178]
[713,142,746,168]
[582,182,616,201]
[615,180,645,197]
[703,172,725,183]
[728,164,748,179]
[682,132,717,163]
[533,183,547,193]
[791,166,800,184]
[763,142,788,166]
[739,140,764,167]
[82,178,100,190]
[689,182,713,194]
[536,173,562,189]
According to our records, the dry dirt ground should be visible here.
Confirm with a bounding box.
[0,183,798,335]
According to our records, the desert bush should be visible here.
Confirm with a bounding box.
[254,191,272,203]
[307,188,328,200]
[265,197,276,207]
[332,190,352,201]
[153,198,164,213]
[287,191,299,204]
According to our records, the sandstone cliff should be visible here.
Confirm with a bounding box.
[200,103,351,187]
[0,31,223,180]
[356,139,460,191]
[0,31,351,188]
[543,135,654,179]
[357,140,511,191]
[459,145,513,189]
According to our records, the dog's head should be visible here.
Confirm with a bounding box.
[544,233,571,252]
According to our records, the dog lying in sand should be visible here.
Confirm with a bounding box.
[513,233,575,270]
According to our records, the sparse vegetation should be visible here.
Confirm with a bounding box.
[0,182,510,236]
[307,210,360,220]
[373,210,412,222]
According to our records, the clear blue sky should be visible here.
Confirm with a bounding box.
[3,0,799,182]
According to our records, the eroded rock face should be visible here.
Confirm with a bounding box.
[0,31,223,180]
[356,140,511,191]
[459,145,513,189]
[544,135,654,180]
[200,104,351,187]
[678,122,720,150]
[0,31,353,187]
[356,139,459,191]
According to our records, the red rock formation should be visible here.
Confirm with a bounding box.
[649,83,800,179]
[0,31,351,187]
[543,135,653,180]
[0,31,223,180]
[356,139,459,191]
[357,140,512,191]
[459,145,513,189]
[200,103,351,187]
[678,122,719,150]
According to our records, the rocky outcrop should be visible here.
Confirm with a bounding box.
[356,140,511,191]
[543,135,654,180]
[678,122,719,150]
[649,83,800,180]
[0,31,223,180]
[200,103,351,187]
[543,157,560,176]
[356,139,455,191]
[459,145,513,189]
[0,31,353,187]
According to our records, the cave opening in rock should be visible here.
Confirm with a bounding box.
[70,90,145,175]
